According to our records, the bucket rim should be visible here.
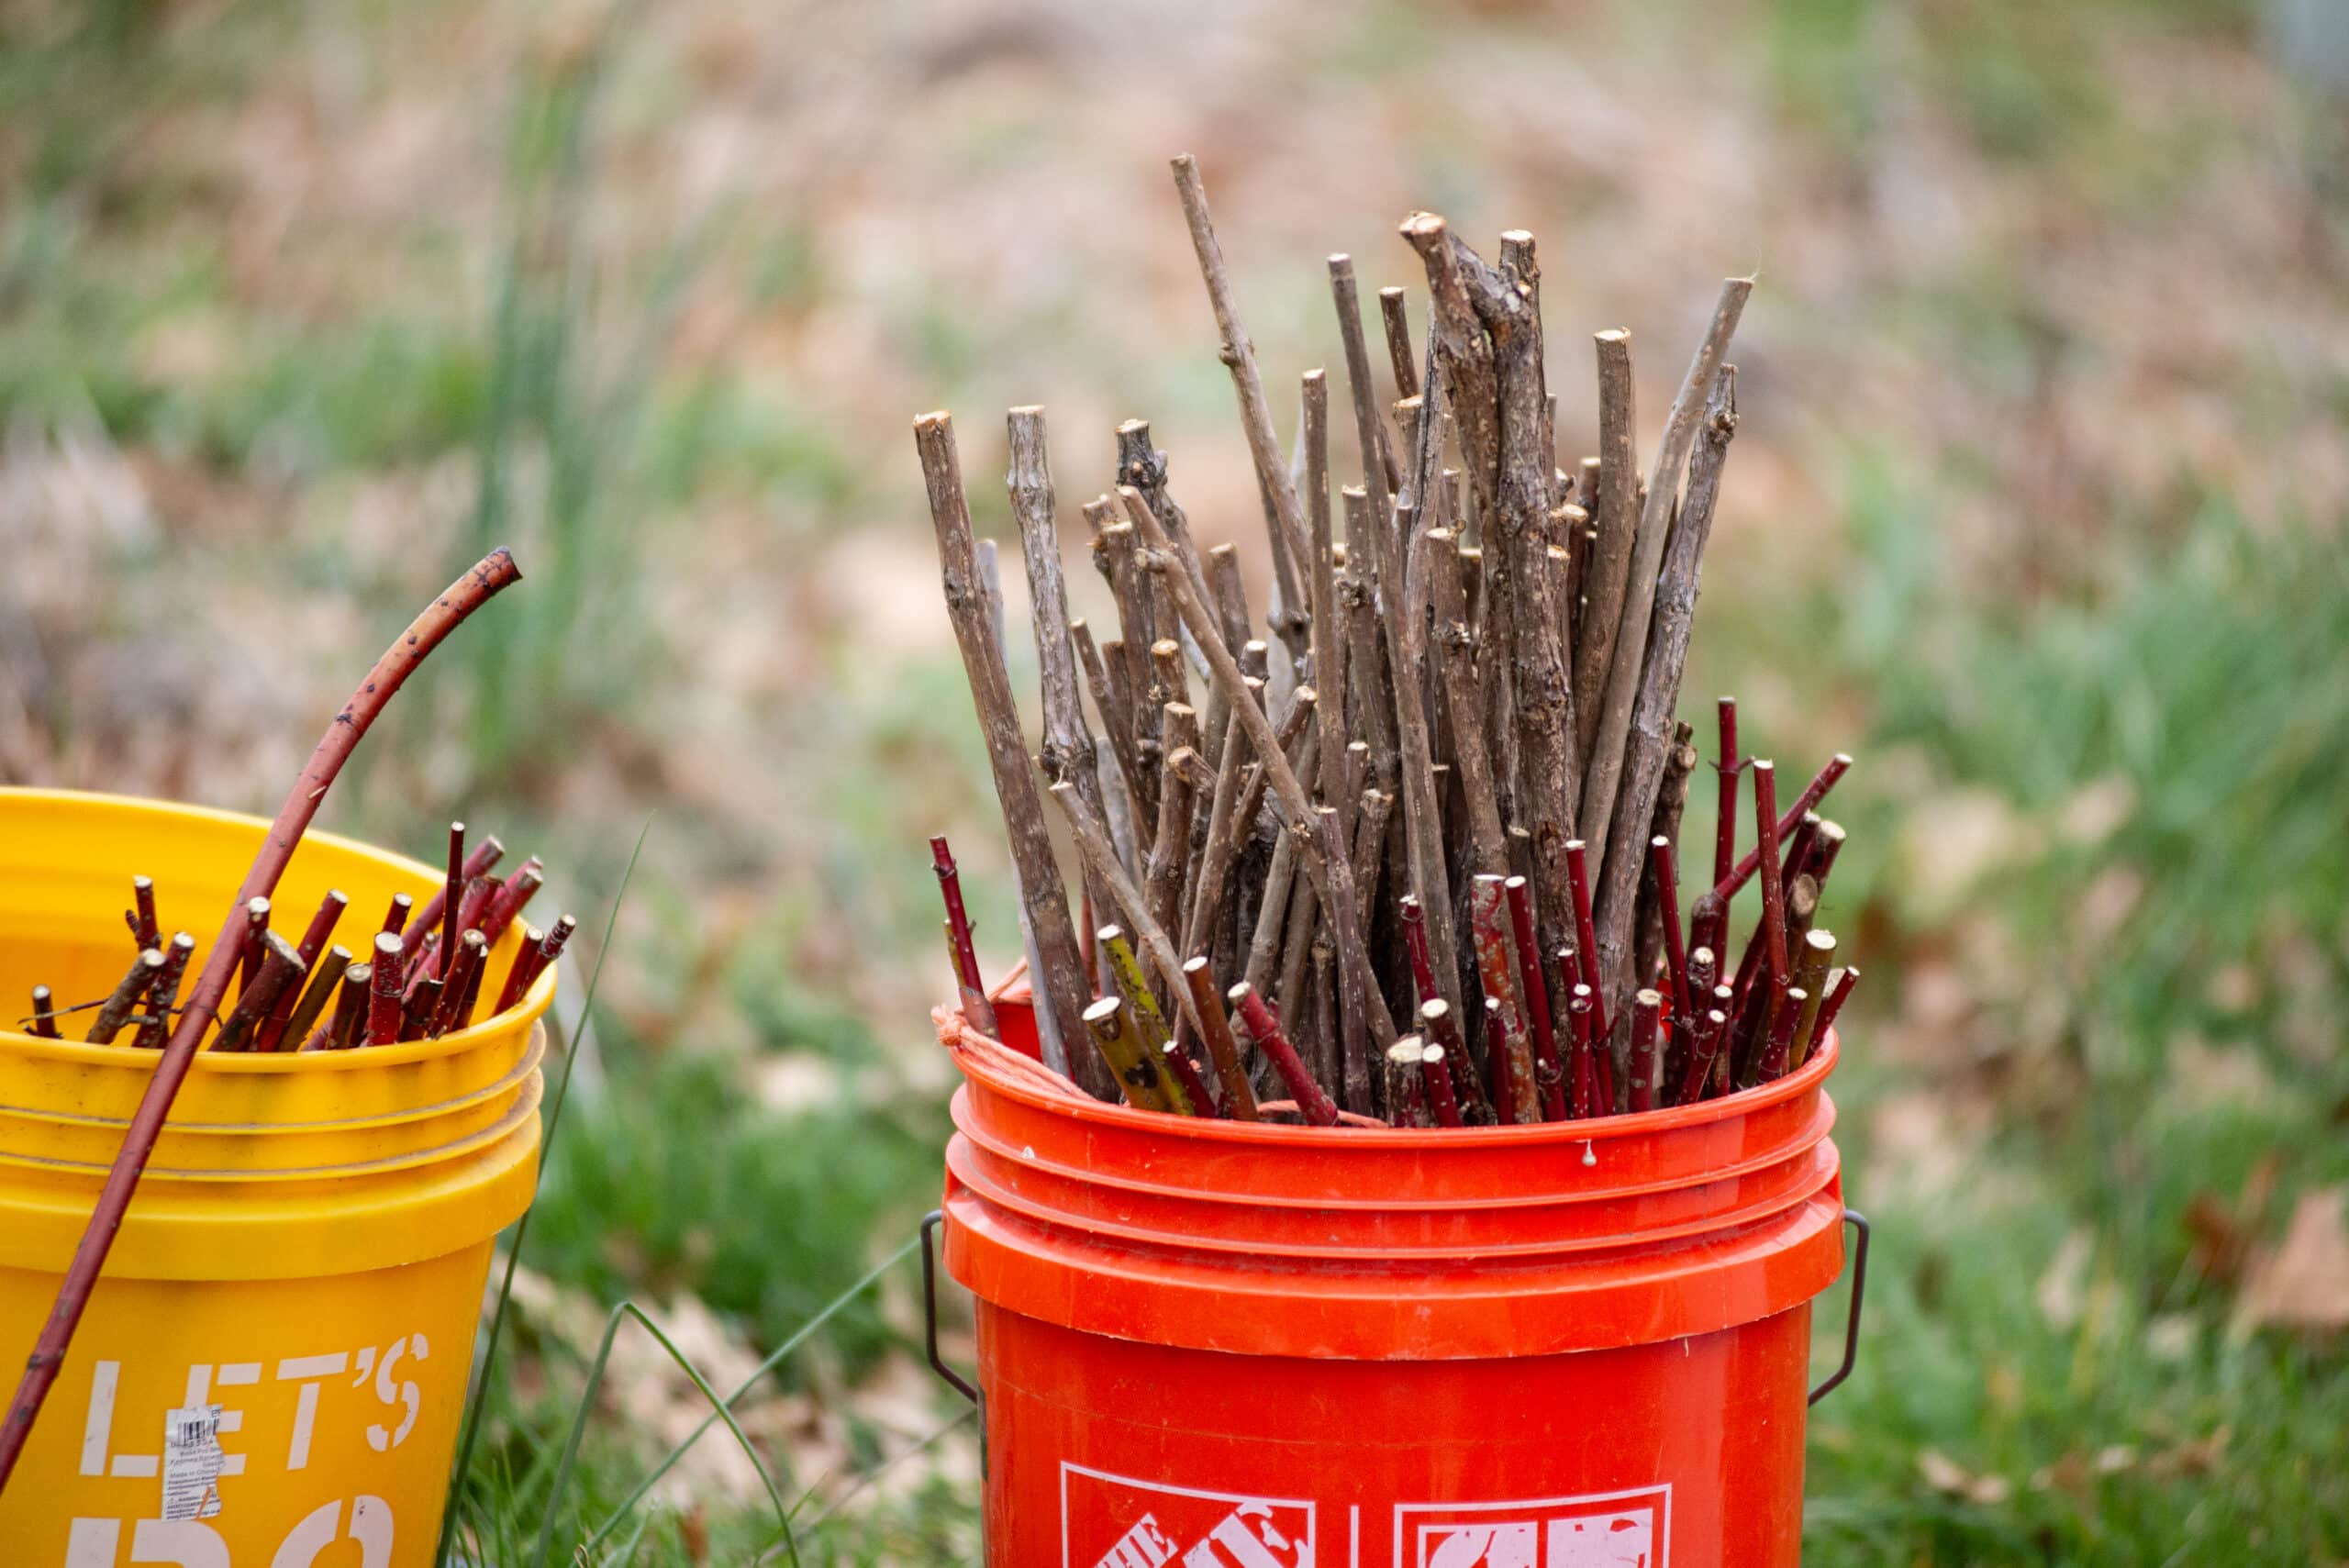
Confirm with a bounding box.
[0,785,556,1065]
[948,986,1840,1147]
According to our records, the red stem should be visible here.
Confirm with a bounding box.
[1505,875,1564,1121]
[129,876,160,952]
[1564,984,1595,1119]
[475,859,543,952]
[1752,762,1789,984]
[1628,990,1661,1112]
[1230,984,1338,1127]
[254,890,347,1052]
[1398,894,1440,1006]
[1709,752,1850,902]
[0,548,518,1490]
[1419,1041,1464,1128]
[1158,1039,1220,1118]
[930,835,998,1036]
[1564,840,1609,1040]
[1651,836,1690,1025]
[402,837,503,954]
[439,823,465,977]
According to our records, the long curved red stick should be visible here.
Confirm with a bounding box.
[0,548,522,1493]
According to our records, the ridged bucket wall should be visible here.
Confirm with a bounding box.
[0,791,551,1568]
[940,988,1853,1568]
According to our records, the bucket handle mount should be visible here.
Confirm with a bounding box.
[921,1208,980,1406]
[1809,1208,1871,1407]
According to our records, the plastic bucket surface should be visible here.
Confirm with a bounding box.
[941,990,1850,1568]
[0,790,551,1567]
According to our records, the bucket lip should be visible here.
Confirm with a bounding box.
[0,785,556,1065]
[956,982,1840,1146]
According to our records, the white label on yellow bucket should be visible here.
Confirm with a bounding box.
[161,1405,226,1522]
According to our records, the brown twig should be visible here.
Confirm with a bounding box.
[28,986,60,1040]
[1809,965,1861,1051]
[86,950,165,1045]
[236,896,271,992]
[1330,256,1398,502]
[1714,696,1742,888]
[215,931,303,1052]
[1046,781,1205,1041]
[1575,328,1639,762]
[1583,283,1751,876]
[278,941,349,1053]
[1788,928,1836,1068]
[1424,527,1511,881]
[1378,285,1419,400]
[1183,957,1259,1121]
[254,888,349,1051]
[128,876,159,952]
[1145,706,1200,953]
[130,934,195,1051]
[1169,156,1312,629]
[1384,1035,1426,1128]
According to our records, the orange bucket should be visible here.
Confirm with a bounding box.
[929,985,1867,1568]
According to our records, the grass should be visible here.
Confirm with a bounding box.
[5,0,2346,1562]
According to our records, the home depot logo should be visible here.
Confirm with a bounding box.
[1397,1486,1669,1567]
[1062,1462,1315,1567]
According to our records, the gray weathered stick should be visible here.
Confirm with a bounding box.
[1330,254,1399,503]
[1593,362,1742,1000]
[1575,328,1638,763]
[1582,278,1753,881]
[1424,528,1510,882]
[1183,686,1315,963]
[917,412,1093,1078]
[1047,780,1207,1041]
[1168,154,1312,625]
[1300,369,1354,852]
[1145,704,1201,954]
[1378,285,1419,400]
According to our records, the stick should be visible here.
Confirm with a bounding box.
[1168,155,1312,622]
[1299,369,1353,855]
[476,858,543,951]
[1419,1039,1463,1127]
[1751,761,1791,985]
[1633,728,1698,995]
[1714,696,1741,887]
[403,835,502,953]
[1711,752,1853,901]
[1144,706,1200,951]
[279,941,350,1053]
[1367,487,1460,1020]
[1418,998,1495,1126]
[916,414,1094,1079]
[1378,285,1419,400]
[1788,929,1836,1068]
[28,986,60,1040]
[1576,328,1639,762]
[1650,836,1691,1024]
[1329,255,1398,502]
[1424,528,1509,880]
[380,892,412,942]
[1507,875,1565,1121]
[1181,685,1314,968]
[1583,282,1752,876]
[1565,982,1596,1118]
[1122,489,1398,1051]
[930,835,998,1037]
[216,928,303,1054]
[1809,965,1860,1052]
[1627,988,1664,1112]
[1385,1035,1427,1129]
[1113,417,1217,640]
[1470,877,1539,1124]
[1564,840,1609,1041]
[1082,995,1178,1114]
[1047,781,1205,1040]
[255,888,349,1051]
[236,897,271,992]
[1229,982,1338,1126]
[1183,957,1259,1121]
[85,950,165,1045]
[128,876,159,951]
[130,934,195,1051]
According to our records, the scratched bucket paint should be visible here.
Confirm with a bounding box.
[940,987,1861,1568]
[0,791,550,1567]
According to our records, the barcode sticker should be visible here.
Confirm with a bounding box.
[161,1403,224,1521]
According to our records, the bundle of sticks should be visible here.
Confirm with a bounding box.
[919,156,1859,1129]
[21,825,574,1054]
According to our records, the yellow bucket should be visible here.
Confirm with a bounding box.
[0,790,551,1567]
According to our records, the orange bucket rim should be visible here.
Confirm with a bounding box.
[948,995,1840,1148]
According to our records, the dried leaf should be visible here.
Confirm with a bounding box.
[2235,1185,2349,1335]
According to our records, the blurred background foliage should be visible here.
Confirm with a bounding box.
[3,0,2345,1560]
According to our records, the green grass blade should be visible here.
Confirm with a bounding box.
[435,816,653,1568]
[532,1299,799,1568]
